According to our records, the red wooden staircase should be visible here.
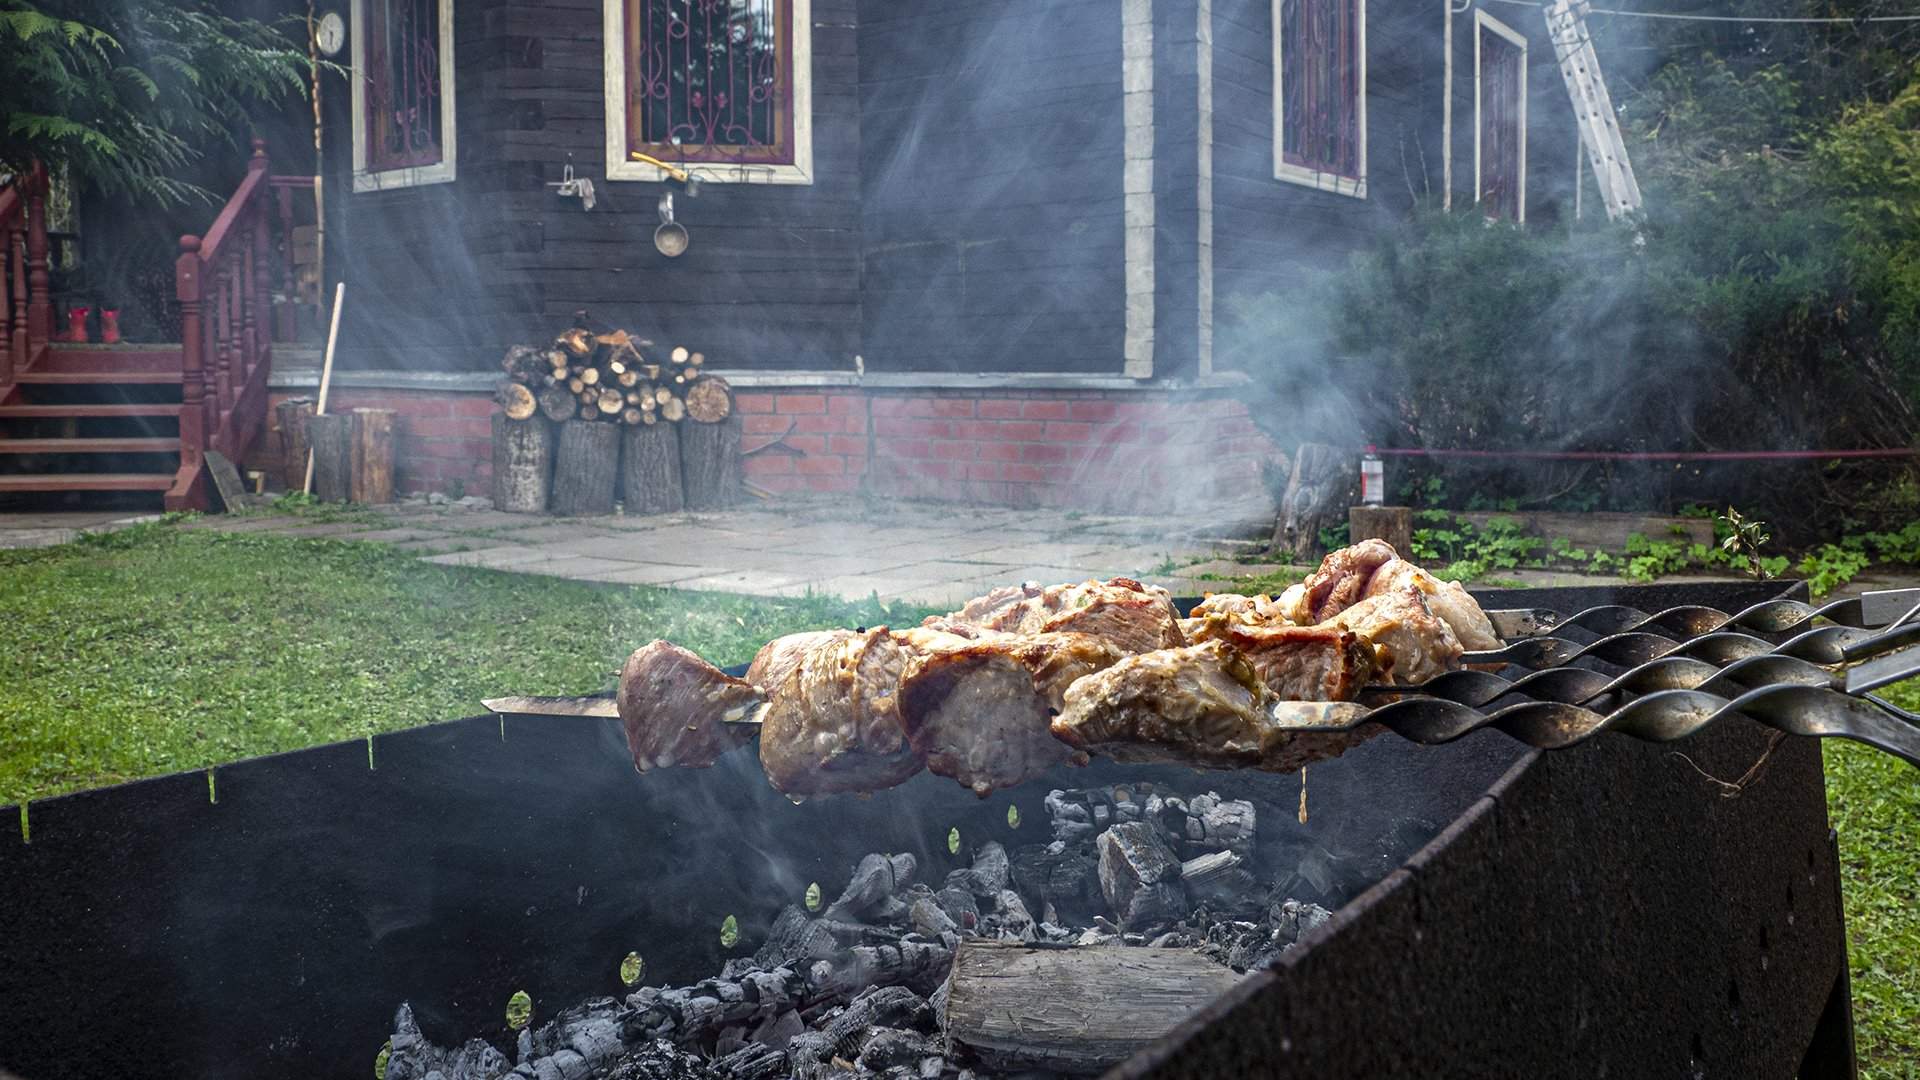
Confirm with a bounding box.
[0,143,299,510]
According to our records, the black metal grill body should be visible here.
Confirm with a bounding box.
[0,581,1853,1080]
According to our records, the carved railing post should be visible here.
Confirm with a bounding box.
[3,197,20,382]
[241,140,267,388]
[24,160,50,361]
[175,235,208,478]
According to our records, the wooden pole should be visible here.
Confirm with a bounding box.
[303,281,345,493]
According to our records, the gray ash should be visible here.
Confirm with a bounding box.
[382,779,1333,1080]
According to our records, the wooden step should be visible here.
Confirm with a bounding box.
[41,345,183,374]
[0,473,175,492]
[0,437,180,454]
[16,371,183,385]
[0,404,180,419]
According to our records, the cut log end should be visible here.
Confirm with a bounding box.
[497,381,538,421]
[685,375,733,424]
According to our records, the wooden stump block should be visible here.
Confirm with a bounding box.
[275,397,315,490]
[1348,505,1413,557]
[621,421,683,515]
[679,413,742,511]
[349,408,396,504]
[305,413,352,503]
[492,413,555,514]
[551,420,621,516]
[1272,442,1356,560]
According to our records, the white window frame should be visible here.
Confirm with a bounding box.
[1271,0,1367,198]
[1474,9,1527,222]
[350,0,457,192]
[603,0,814,185]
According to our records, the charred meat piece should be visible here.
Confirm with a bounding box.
[1364,559,1500,651]
[1276,539,1400,625]
[1051,640,1377,773]
[1183,617,1375,700]
[746,629,855,692]
[897,632,1126,797]
[618,641,765,772]
[1188,592,1288,623]
[1324,586,1464,685]
[932,577,1184,654]
[758,628,925,797]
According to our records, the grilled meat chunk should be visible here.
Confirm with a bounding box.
[758,628,925,797]
[618,641,765,772]
[1183,617,1375,700]
[1364,559,1500,651]
[1188,592,1288,624]
[1325,586,1463,685]
[897,632,1126,797]
[930,577,1184,654]
[1277,539,1399,625]
[746,630,855,692]
[1051,640,1377,773]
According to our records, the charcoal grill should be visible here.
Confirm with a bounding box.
[0,580,1893,1079]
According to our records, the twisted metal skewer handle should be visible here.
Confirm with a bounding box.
[1485,594,1904,644]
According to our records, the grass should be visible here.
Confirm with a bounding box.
[0,523,1912,1074]
[0,524,931,806]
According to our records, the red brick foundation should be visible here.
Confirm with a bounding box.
[256,383,1281,512]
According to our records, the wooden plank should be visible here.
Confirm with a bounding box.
[0,473,175,492]
[0,438,179,454]
[942,942,1248,1076]
[0,405,178,419]
[15,371,182,385]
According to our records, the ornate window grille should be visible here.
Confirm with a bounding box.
[351,0,456,191]
[1476,11,1527,222]
[1273,0,1366,197]
[605,0,813,184]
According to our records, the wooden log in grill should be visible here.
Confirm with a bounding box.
[492,413,554,513]
[348,408,396,504]
[305,412,352,503]
[275,397,315,490]
[941,942,1247,1075]
[551,420,621,516]
[622,421,684,515]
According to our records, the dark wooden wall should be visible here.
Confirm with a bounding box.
[328,0,864,372]
[1207,0,1445,374]
[857,0,1126,374]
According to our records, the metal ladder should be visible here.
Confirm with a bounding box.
[1545,0,1642,220]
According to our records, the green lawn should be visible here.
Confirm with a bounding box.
[0,523,1913,1074]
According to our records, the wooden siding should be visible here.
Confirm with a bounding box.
[857,0,1125,374]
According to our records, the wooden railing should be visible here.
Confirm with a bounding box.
[0,160,52,390]
[170,140,277,508]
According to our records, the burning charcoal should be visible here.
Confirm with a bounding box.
[602,1039,726,1080]
[749,1008,805,1049]
[826,853,918,922]
[1147,931,1195,948]
[1269,897,1333,949]
[755,906,842,970]
[934,886,979,932]
[943,841,1010,897]
[991,889,1038,942]
[859,1027,940,1070]
[1009,841,1103,923]
[1096,822,1181,928]
[383,1004,513,1080]
[1074,925,1120,947]
[1044,789,1096,843]
[1183,793,1256,855]
[713,1042,789,1080]
[621,968,810,1045]
[909,894,957,936]
[1180,849,1259,913]
[807,936,957,1001]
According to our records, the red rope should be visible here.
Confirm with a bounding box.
[1359,448,1918,462]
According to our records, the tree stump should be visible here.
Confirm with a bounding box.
[493,413,555,513]
[305,413,353,503]
[550,420,621,516]
[679,413,742,511]
[621,421,683,515]
[1348,505,1413,557]
[275,397,315,490]
[349,408,396,504]
[1272,442,1357,560]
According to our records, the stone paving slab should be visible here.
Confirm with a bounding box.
[577,563,725,586]
[391,536,484,555]
[330,527,444,545]
[667,568,818,596]
[419,545,558,570]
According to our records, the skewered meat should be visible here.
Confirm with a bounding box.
[758,628,924,797]
[1183,618,1375,700]
[897,632,1126,797]
[1051,640,1377,773]
[618,641,765,772]
[746,630,855,692]
[927,578,1184,654]
[1324,586,1463,686]
[1364,559,1500,651]
[1188,592,1289,624]
[1276,539,1398,625]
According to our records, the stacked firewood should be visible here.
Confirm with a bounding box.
[491,319,743,517]
[497,331,732,428]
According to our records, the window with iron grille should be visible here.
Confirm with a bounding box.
[1476,12,1527,222]
[351,0,456,191]
[606,0,813,184]
[1273,0,1366,196]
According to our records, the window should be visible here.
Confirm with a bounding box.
[605,0,813,185]
[1475,11,1527,222]
[351,0,456,191]
[1273,0,1365,197]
